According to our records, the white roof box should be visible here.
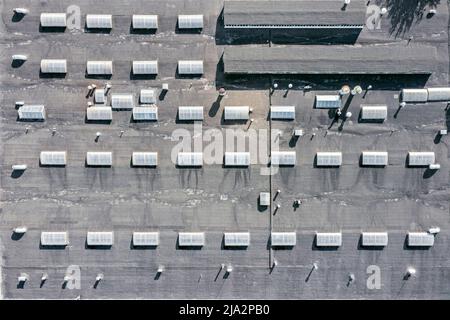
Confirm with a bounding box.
[178,106,204,120]
[40,13,67,27]
[86,106,112,121]
[86,61,113,75]
[315,95,341,109]
[132,232,159,246]
[271,232,296,246]
[178,232,205,246]
[177,152,203,167]
[407,232,434,247]
[132,152,158,166]
[408,152,435,166]
[401,89,428,103]
[178,14,204,29]
[271,151,296,166]
[86,14,112,29]
[40,59,67,73]
[224,152,250,166]
[361,151,388,166]
[178,60,204,74]
[224,232,250,247]
[18,105,46,120]
[87,231,114,246]
[41,231,69,246]
[40,151,67,166]
[316,232,342,247]
[86,152,112,166]
[132,106,158,121]
[111,94,134,110]
[132,15,158,29]
[132,60,158,75]
[316,152,342,167]
[361,232,388,246]
[427,87,450,102]
[270,106,295,120]
[224,106,250,120]
[360,105,387,121]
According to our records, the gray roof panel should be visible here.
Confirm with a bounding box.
[223,45,437,75]
[224,0,366,27]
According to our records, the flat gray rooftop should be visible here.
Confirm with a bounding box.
[223,45,439,74]
[0,0,450,300]
[223,0,367,27]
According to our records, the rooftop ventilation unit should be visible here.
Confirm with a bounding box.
[178,232,205,246]
[132,106,158,121]
[271,232,296,246]
[315,95,341,109]
[401,89,428,103]
[86,14,113,29]
[132,232,159,246]
[140,89,156,104]
[224,152,251,166]
[132,15,158,29]
[271,151,296,166]
[361,232,388,246]
[407,232,435,247]
[270,106,295,120]
[40,151,67,166]
[40,13,67,27]
[132,60,158,75]
[111,94,134,110]
[18,105,46,120]
[178,106,204,120]
[224,106,250,120]
[408,152,435,166]
[316,152,342,167]
[132,152,158,166]
[86,152,112,166]
[87,231,114,246]
[86,61,113,75]
[86,106,112,121]
[40,232,69,246]
[316,232,342,247]
[224,232,250,247]
[178,14,204,29]
[177,152,203,167]
[360,105,387,121]
[178,60,204,74]
[361,151,388,166]
[427,87,450,102]
[40,59,67,73]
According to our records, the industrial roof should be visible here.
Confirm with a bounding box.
[223,0,366,28]
[223,45,438,75]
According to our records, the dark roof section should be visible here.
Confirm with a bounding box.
[223,0,367,28]
[223,45,438,75]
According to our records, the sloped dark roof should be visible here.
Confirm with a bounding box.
[223,45,438,75]
[224,0,367,27]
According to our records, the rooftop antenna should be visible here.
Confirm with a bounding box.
[405,267,416,279]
